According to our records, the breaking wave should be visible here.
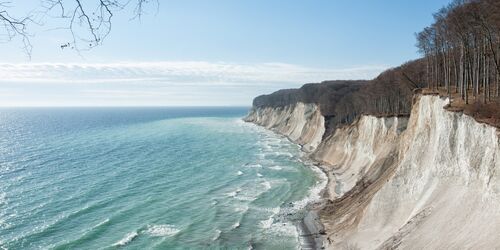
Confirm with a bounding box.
[145,224,180,237]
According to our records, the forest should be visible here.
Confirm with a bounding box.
[416,0,500,104]
[254,0,500,132]
[413,0,500,128]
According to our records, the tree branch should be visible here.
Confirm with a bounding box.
[0,0,155,57]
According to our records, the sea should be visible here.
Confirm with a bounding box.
[0,107,325,249]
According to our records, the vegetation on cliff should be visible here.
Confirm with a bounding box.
[253,0,500,131]
[252,61,427,134]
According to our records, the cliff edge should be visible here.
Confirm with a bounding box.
[245,92,500,249]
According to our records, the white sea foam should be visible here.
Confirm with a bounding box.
[231,222,240,229]
[245,163,262,168]
[274,152,293,157]
[234,205,248,213]
[259,217,274,229]
[235,188,259,201]
[253,206,280,216]
[145,224,180,237]
[270,207,280,214]
[298,165,328,207]
[268,165,282,171]
[281,164,328,214]
[256,153,266,160]
[235,195,256,201]
[267,221,299,238]
[261,180,272,190]
[237,171,243,176]
[246,116,329,245]
[245,118,326,241]
[113,231,138,246]
[93,218,110,229]
[226,188,241,198]
[212,229,222,241]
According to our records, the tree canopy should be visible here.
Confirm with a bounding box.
[416,0,500,104]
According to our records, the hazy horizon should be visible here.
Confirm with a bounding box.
[0,0,450,106]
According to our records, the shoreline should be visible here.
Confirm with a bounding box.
[242,117,329,249]
[297,162,328,250]
[274,132,329,250]
[301,208,325,249]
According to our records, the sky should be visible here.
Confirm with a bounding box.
[0,0,451,106]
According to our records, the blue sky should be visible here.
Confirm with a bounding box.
[0,0,450,106]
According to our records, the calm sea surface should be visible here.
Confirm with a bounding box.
[0,107,321,249]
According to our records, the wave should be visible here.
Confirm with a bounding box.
[226,191,237,198]
[212,229,222,241]
[145,224,180,237]
[269,207,280,214]
[288,164,328,212]
[255,206,281,231]
[111,224,180,247]
[6,200,107,244]
[113,231,138,246]
[257,206,300,239]
[256,153,266,160]
[268,165,282,171]
[234,204,249,213]
[234,195,256,201]
[236,185,261,201]
[261,180,272,190]
[226,188,242,198]
[273,152,294,157]
[93,218,110,229]
[266,221,299,238]
[237,171,243,176]
[256,173,263,177]
[49,217,113,249]
[244,163,262,168]
[259,217,274,229]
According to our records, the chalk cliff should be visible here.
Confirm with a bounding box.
[244,102,325,152]
[245,94,500,249]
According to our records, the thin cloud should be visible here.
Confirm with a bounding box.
[0,61,387,84]
[0,61,389,106]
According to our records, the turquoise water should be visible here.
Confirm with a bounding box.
[0,108,321,249]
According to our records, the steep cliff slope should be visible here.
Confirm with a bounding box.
[312,116,407,200]
[245,94,500,249]
[244,102,325,152]
[318,95,500,249]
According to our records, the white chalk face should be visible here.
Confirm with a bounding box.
[310,95,500,249]
[247,102,325,152]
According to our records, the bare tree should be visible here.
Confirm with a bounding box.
[0,1,34,55]
[0,0,158,57]
[417,0,500,105]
